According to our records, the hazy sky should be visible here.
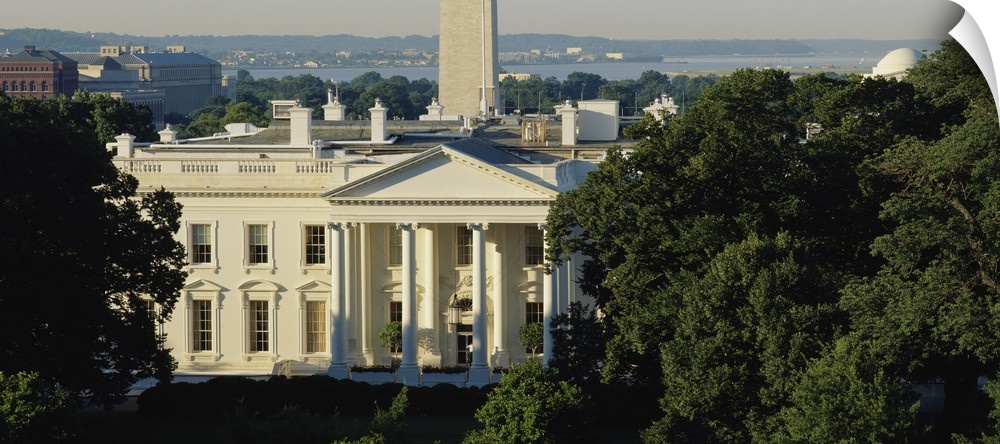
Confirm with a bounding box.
[0,0,967,40]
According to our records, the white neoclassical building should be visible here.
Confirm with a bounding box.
[112,106,602,386]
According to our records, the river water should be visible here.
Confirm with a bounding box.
[224,54,878,83]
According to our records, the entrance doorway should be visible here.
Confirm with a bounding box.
[456,324,472,366]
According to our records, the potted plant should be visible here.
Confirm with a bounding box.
[379,321,402,359]
[350,323,401,385]
[421,365,468,385]
[519,322,543,357]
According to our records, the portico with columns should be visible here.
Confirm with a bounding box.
[321,142,584,385]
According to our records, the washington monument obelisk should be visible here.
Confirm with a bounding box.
[438,0,500,118]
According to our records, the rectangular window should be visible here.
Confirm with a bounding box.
[190,224,212,264]
[525,226,545,265]
[306,301,327,353]
[248,224,269,265]
[525,302,544,354]
[389,301,402,323]
[304,225,326,265]
[192,300,212,352]
[249,300,269,353]
[145,299,158,324]
[456,225,473,266]
[388,227,403,266]
[388,301,402,354]
[525,302,544,324]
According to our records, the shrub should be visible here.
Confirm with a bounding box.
[421,365,469,374]
[464,360,593,443]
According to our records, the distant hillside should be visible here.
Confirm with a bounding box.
[0,28,942,58]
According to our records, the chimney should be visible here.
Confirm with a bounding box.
[557,101,578,146]
[288,106,313,146]
[369,98,387,143]
[115,133,136,157]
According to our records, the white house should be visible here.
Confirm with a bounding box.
[112,107,601,386]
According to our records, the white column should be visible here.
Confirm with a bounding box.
[540,223,558,367]
[469,222,491,386]
[345,224,358,364]
[422,225,441,364]
[492,225,509,368]
[360,223,373,363]
[397,223,420,384]
[328,223,349,379]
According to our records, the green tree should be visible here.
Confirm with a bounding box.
[549,302,604,384]
[776,338,920,444]
[561,72,607,102]
[379,321,402,359]
[0,371,76,443]
[974,377,1000,443]
[649,234,840,442]
[547,66,925,440]
[499,76,562,114]
[0,94,188,406]
[55,91,157,143]
[464,360,592,444]
[221,101,268,128]
[840,39,1000,438]
[518,322,543,355]
[547,69,813,386]
[356,81,417,120]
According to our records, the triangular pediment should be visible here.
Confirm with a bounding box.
[323,146,557,202]
[182,279,224,292]
[296,280,331,292]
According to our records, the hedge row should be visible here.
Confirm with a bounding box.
[136,376,493,422]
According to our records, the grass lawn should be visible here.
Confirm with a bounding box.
[75,411,642,443]
[75,411,479,444]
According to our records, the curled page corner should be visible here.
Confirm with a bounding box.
[948,0,998,112]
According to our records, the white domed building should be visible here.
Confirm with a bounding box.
[868,48,926,80]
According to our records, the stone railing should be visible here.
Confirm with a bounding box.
[113,158,387,191]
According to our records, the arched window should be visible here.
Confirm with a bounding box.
[20,81,27,91]
[2,81,8,91]
[41,81,48,92]
[10,82,16,92]
[29,81,36,91]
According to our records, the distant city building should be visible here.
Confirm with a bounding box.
[499,73,539,82]
[109,90,166,130]
[65,45,222,118]
[438,0,499,118]
[0,46,78,99]
[867,48,925,80]
[643,94,679,122]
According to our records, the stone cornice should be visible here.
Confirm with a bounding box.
[138,190,327,198]
[329,199,553,206]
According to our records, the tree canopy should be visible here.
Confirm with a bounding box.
[545,39,1000,441]
[0,92,188,406]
